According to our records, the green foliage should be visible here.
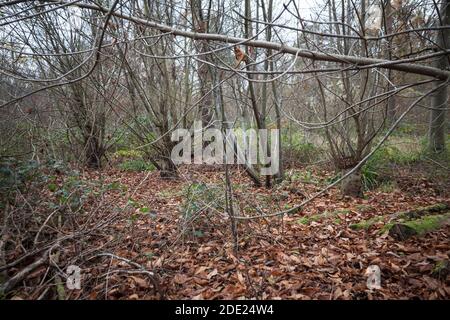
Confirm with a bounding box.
[300,170,313,183]
[114,146,155,172]
[361,165,378,190]
[180,182,224,238]
[379,181,397,193]
[47,183,58,192]
[289,169,320,185]
[112,118,157,154]
[281,131,322,163]
[0,158,41,204]
[114,149,145,159]
[139,206,150,213]
[52,173,90,212]
[394,123,417,136]
[361,144,423,190]
[105,181,127,192]
[182,183,223,217]
[118,159,155,172]
[0,158,96,214]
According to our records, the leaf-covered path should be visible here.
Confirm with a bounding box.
[75,166,449,300]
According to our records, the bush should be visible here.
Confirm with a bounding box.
[0,158,40,203]
[118,159,155,172]
[281,131,322,164]
[361,144,422,190]
[114,149,145,159]
[180,182,224,239]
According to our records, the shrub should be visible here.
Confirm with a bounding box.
[0,158,41,203]
[361,144,422,190]
[118,159,155,172]
[114,149,144,159]
[281,131,322,164]
[180,182,225,239]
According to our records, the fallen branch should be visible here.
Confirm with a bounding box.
[0,247,53,295]
[90,252,163,299]
[22,0,450,80]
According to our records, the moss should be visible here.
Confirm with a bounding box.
[382,212,450,238]
[397,203,449,220]
[431,260,449,279]
[297,217,309,225]
[380,222,394,234]
[356,204,373,213]
[402,214,447,235]
[433,260,447,273]
[350,216,385,230]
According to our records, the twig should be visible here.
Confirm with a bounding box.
[89,252,163,298]
[0,247,53,294]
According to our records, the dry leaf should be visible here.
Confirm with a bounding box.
[131,276,148,288]
[207,269,218,279]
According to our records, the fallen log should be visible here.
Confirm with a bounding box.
[349,203,450,239]
[393,203,449,220]
[387,213,450,241]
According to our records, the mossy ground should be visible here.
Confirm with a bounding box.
[350,216,385,230]
[297,209,350,225]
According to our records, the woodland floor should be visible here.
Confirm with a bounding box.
[6,163,450,300]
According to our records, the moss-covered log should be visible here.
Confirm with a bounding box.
[394,203,449,220]
[349,203,450,239]
[350,216,384,230]
[386,213,450,240]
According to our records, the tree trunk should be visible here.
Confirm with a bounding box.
[428,0,449,153]
[341,167,363,198]
[84,133,103,168]
[384,0,397,123]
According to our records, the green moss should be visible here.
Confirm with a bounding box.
[431,260,449,279]
[380,222,394,234]
[381,212,450,236]
[297,217,310,225]
[350,216,385,230]
[356,204,373,213]
[403,214,447,235]
[433,260,447,273]
[397,203,449,220]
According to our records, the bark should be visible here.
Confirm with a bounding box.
[384,0,397,122]
[341,168,363,198]
[428,0,450,153]
[191,0,214,128]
